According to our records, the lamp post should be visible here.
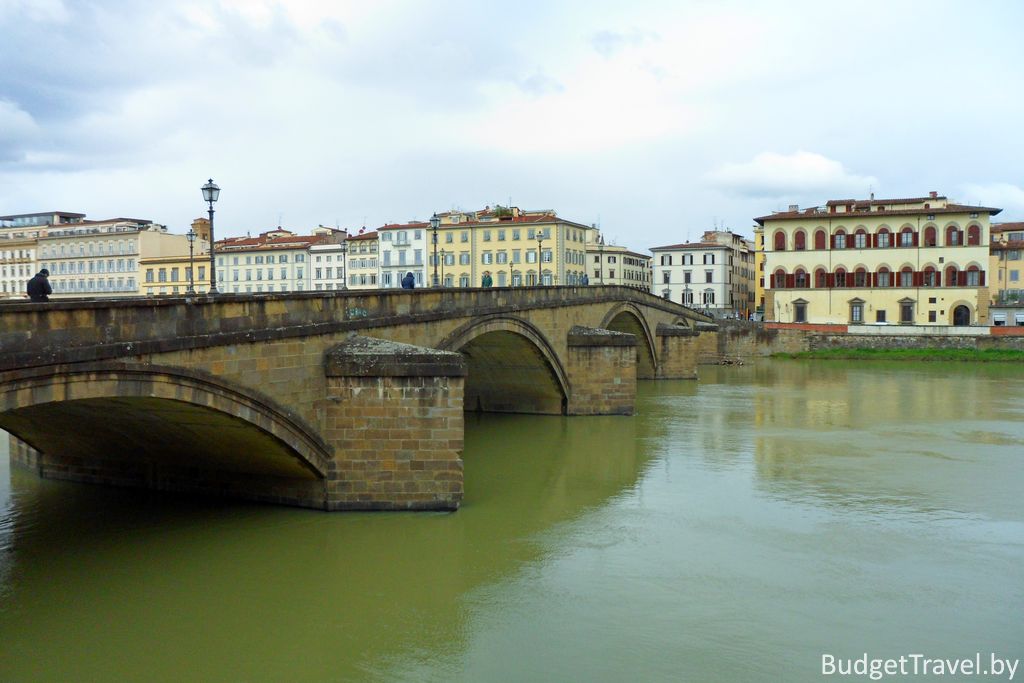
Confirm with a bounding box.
[201,179,220,294]
[439,249,446,287]
[536,232,546,286]
[430,213,440,287]
[186,228,197,294]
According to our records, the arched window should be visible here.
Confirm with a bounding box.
[946,225,961,246]
[900,227,916,247]
[774,231,786,251]
[854,229,868,249]
[834,230,847,249]
[814,229,827,250]
[900,266,914,287]
[923,266,937,287]
[924,226,937,247]
[773,269,786,288]
[794,231,806,251]
[814,267,827,288]
[795,268,807,287]
[876,228,891,248]
[967,225,981,245]
[835,267,847,288]
[878,267,891,287]
[966,265,982,286]
[945,265,958,287]
[854,267,867,287]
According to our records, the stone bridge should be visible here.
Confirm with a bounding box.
[0,286,714,511]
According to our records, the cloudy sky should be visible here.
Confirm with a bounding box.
[1,0,1022,249]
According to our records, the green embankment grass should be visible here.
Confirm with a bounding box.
[772,348,1024,362]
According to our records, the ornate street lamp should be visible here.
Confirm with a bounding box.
[536,232,546,286]
[430,213,440,287]
[439,249,447,287]
[201,179,220,294]
[186,228,197,294]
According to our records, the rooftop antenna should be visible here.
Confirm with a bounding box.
[868,184,874,200]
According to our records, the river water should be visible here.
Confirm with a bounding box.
[1,361,1022,681]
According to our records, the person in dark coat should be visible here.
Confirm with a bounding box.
[481,272,493,287]
[27,269,52,302]
[401,272,415,289]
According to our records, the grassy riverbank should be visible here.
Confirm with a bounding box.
[773,348,1024,362]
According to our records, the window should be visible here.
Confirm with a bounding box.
[876,310,886,323]
[966,268,980,286]
[794,301,807,323]
[850,302,864,323]
[660,254,672,266]
[459,253,470,265]
[878,269,890,287]
[795,269,807,288]
[924,226,937,247]
[900,229,914,247]
[923,268,937,287]
[483,230,491,242]
[876,230,890,248]
[900,302,914,323]
[795,231,806,251]
[946,226,961,246]
[854,269,867,287]
[928,311,937,323]
[773,270,785,288]
[835,269,846,288]
[703,289,715,305]
[854,231,867,248]
[684,271,691,284]
[815,268,827,288]
[814,230,827,250]
[705,270,713,283]
[773,231,786,251]
[662,272,670,284]
[834,232,846,249]
[703,253,714,265]
[900,268,913,287]
[461,231,469,243]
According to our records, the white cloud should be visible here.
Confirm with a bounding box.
[706,151,878,199]
[961,183,1024,220]
[0,100,39,162]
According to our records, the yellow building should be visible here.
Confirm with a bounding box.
[756,193,1000,326]
[346,230,380,289]
[990,222,1024,304]
[431,206,591,287]
[753,227,765,318]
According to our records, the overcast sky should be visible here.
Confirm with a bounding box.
[2,0,1022,250]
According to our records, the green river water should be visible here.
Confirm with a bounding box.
[0,361,1022,681]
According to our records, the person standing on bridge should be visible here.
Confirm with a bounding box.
[481,271,492,287]
[27,268,52,302]
[401,272,415,289]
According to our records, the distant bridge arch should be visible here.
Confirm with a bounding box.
[438,315,569,414]
[601,303,658,379]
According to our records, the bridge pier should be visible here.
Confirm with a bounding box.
[322,336,465,510]
[565,326,637,416]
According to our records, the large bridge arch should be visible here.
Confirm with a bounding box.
[437,315,569,414]
[600,303,658,379]
[0,363,333,501]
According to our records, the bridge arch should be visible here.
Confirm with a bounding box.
[0,363,333,486]
[600,303,658,379]
[437,315,569,414]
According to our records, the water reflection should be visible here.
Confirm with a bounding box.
[2,361,1023,681]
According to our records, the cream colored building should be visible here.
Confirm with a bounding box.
[37,218,193,299]
[431,206,591,287]
[215,228,328,294]
[753,227,765,318]
[345,230,380,289]
[586,235,652,291]
[990,222,1024,305]
[756,192,1000,326]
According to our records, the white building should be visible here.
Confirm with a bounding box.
[650,230,754,316]
[215,228,325,294]
[345,230,379,289]
[378,221,428,288]
[586,234,652,290]
[310,227,349,291]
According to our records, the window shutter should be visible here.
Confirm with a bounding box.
[912,232,919,247]
[979,271,986,286]
[831,234,837,249]
[958,271,967,286]
[871,271,878,287]
[826,273,835,288]
[958,230,964,245]
[786,274,795,289]
[935,271,941,287]
[913,271,922,287]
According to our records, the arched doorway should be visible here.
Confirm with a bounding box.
[953,305,970,326]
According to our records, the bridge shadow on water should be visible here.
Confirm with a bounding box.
[0,407,656,681]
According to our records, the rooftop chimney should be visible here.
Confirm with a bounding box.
[929,191,938,198]
[788,204,799,212]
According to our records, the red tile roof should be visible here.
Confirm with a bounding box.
[825,196,946,206]
[650,241,726,251]
[755,203,1001,225]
